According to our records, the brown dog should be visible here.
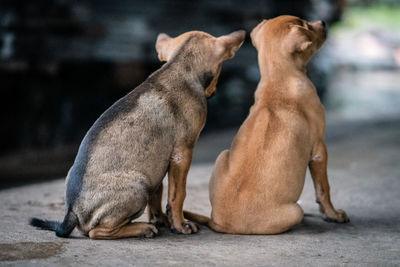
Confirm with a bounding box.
[30,30,245,239]
[184,15,349,234]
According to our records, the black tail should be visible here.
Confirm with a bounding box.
[29,211,78,238]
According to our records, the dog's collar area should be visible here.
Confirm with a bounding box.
[199,71,214,89]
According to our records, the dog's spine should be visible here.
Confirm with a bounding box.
[29,210,78,238]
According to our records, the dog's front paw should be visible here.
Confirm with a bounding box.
[171,220,199,234]
[323,209,350,223]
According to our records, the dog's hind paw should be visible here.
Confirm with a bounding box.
[171,220,199,234]
[142,224,159,238]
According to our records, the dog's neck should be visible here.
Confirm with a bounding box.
[257,48,309,79]
[153,51,215,98]
[254,48,316,103]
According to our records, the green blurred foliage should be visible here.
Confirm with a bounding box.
[331,3,400,32]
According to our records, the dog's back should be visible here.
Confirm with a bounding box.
[185,16,349,235]
[66,80,179,232]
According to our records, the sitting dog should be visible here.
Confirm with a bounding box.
[30,30,245,239]
[184,15,349,234]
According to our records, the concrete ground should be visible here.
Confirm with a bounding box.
[1,118,399,266]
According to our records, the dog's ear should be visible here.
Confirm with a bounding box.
[216,30,246,59]
[250,19,267,49]
[297,41,312,52]
[155,33,173,62]
[289,25,313,53]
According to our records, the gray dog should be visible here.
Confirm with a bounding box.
[30,30,245,239]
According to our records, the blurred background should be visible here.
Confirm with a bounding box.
[0,0,399,189]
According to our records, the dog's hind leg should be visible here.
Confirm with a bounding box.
[85,173,158,239]
[89,221,158,239]
[147,183,169,227]
[248,203,304,234]
[271,203,304,234]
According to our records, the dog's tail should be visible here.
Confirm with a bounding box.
[183,210,225,232]
[29,210,78,238]
[183,210,211,225]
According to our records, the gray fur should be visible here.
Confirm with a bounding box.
[66,37,211,234]
[30,30,246,237]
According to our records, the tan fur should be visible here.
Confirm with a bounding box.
[184,16,349,234]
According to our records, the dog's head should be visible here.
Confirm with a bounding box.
[251,15,327,63]
[155,30,246,98]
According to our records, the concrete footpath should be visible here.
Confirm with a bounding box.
[0,119,399,266]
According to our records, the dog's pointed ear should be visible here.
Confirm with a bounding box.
[289,25,313,53]
[155,33,172,62]
[250,19,267,49]
[216,30,246,59]
[297,41,312,52]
